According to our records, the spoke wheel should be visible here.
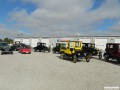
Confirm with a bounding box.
[73,54,77,63]
[60,53,65,59]
[104,54,109,62]
[86,54,90,62]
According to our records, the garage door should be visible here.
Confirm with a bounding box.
[31,39,39,47]
[22,39,30,45]
[41,39,50,47]
[79,39,91,43]
[115,39,120,43]
[95,39,107,51]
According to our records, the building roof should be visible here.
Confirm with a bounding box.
[15,35,120,38]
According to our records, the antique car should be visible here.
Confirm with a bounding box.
[0,42,8,50]
[34,42,50,52]
[19,45,31,54]
[60,41,91,63]
[52,43,61,53]
[1,44,13,55]
[82,43,102,59]
[11,43,26,51]
[104,43,120,63]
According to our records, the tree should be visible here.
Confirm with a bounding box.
[4,38,9,43]
[3,37,13,43]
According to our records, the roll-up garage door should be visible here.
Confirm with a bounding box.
[22,39,30,45]
[95,39,107,51]
[31,39,39,47]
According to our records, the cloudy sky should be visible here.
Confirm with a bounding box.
[0,0,120,38]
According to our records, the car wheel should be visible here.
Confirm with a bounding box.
[73,54,77,63]
[89,53,92,59]
[60,53,65,59]
[104,54,109,62]
[99,52,102,59]
[86,54,90,62]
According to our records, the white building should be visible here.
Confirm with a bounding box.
[14,36,120,51]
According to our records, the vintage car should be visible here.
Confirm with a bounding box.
[1,44,13,55]
[104,43,120,63]
[52,43,61,53]
[11,43,26,51]
[34,42,50,52]
[19,45,31,54]
[82,43,102,59]
[60,41,91,63]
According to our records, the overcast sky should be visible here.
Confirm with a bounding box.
[0,0,120,38]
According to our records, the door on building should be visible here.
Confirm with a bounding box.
[95,39,107,51]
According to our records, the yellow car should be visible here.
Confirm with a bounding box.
[60,41,91,63]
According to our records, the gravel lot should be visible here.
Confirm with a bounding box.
[0,51,120,90]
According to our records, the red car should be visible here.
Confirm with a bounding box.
[19,45,31,54]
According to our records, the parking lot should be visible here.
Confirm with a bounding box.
[0,51,120,90]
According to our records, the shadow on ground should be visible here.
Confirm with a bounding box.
[56,56,89,63]
[92,56,120,66]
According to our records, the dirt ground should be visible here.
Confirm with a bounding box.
[0,51,120,90]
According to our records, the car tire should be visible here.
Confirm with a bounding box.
[104,54,109,62]
[73,54,77,63]
[60,53,65,60]
[86,54,90,62]
[89,53,92,59]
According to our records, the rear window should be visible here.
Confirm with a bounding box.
[88,44,92,47]
[109,45,113,48]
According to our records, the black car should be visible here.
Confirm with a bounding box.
[82,43,102,59]
[0,42,8,50]
[11,43,26,51]
[1,45,13,55]
[104,43,120,63]
[52,43,61,53]
[34,42,50,52]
